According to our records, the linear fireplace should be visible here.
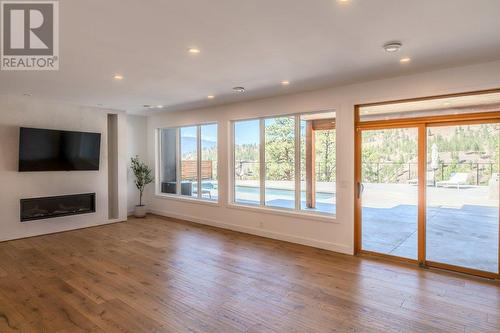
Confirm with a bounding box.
[20,193,96,222]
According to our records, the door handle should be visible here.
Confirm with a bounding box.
[357,182,364,198]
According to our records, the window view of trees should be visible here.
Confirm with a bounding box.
[314,128,336,182]
[265,117,295,208]
[362,129,418,183]
[361,124,499,185]
[233,112,336,214]
[426,123,499,273]
[299,113,336,214]
[428,124,499,185]
[265,117,295,181]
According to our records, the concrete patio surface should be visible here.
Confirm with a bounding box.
[362,183,499,273]
[234,181,499,273]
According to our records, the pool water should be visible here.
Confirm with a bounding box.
[235,186,336,214]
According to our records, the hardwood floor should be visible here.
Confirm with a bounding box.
[0,215,499,332]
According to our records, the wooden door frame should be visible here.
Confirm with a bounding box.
[354,90,500,280]
[354,122,422,265]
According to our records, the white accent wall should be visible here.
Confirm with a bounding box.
[145,60,500,255]
[127,115,148,214]
[0,95,128,241]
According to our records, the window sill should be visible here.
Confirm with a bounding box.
[226,203,337,223]
[154,193,221,207]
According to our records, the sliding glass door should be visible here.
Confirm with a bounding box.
[426,123,499,274]
[360,127,419,259]
[356,114,500,278]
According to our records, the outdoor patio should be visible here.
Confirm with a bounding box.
[362,183,499,273]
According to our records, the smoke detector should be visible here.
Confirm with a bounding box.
[233,87,246,93]
[383,42,402,53]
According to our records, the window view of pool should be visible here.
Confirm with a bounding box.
[232,112,336,216]
[235,185,336,214]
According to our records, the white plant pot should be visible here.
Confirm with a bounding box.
[134,205,147,218]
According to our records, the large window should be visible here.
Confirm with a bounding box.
[233,111,336,215]
[158,124,218,201]
[180,126,198,198]
[234,120,260,205]
[265,116,295,209]
[300,113,336,214]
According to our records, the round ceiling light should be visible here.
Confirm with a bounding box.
[233,87,245,93]
[383,42,402,53]
[281,80,290,86]
[207,95,215,99]
[188,48,201,54]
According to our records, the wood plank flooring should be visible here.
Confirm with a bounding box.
[0,214,499,332]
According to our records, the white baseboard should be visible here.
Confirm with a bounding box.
[150,208,353,255]
[0,218,127,243]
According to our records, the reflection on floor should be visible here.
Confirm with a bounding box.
[1,215,499,332]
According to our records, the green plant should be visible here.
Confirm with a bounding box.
[131,156,154,206]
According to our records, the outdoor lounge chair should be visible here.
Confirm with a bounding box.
[436,172,469,189]
[202,183,213,198]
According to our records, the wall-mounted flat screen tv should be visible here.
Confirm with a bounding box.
[19,127,101,171]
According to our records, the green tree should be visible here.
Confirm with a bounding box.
[265,118,295,180]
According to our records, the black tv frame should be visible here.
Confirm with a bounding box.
[18,127,101,172]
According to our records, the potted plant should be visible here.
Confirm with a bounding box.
[130,156,154,218]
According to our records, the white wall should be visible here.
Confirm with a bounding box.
[146,60,500,255]
[127,115,148,214]
[0,95,128,242]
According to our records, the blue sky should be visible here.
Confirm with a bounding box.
[234,118,306,145]
[235,120,259,145]
[180,124,217,154]
[180,124,217,142]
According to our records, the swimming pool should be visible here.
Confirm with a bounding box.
[235,185,336,214]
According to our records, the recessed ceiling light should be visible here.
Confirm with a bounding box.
[233,87,245,93]
[207,95,215,99]
[400,57,411,63]
[156,105,164,108]
[383,42,402,53]
[113,74,124,80]
[338,0,350,3]
[188,48,201,54]
[281,80,290,86]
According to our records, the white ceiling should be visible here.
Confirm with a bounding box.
[1,0,500,114]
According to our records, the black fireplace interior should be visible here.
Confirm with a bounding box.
[20,193,96,222]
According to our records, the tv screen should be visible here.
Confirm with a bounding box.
[19,127,101,171]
